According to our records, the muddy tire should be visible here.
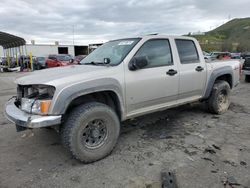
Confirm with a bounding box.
[245,75,250,83]
[207,80,231,114]
[60,102,120,163]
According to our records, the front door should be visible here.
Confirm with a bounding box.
[125,39,179,118]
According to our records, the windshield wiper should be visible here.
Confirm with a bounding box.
[83,61,105,66]
[84,58,111,66]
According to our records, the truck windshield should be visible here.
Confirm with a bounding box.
[80,38,141,66]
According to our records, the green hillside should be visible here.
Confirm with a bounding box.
[192,17,250,52]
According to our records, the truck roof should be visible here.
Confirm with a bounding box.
[111,34,196,41]
[140,34,196,40]
[111,34,197,42]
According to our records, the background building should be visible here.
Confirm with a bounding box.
[25,44,89,57]
[0,42,104,57]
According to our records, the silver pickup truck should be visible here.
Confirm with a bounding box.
[5,35,240,163]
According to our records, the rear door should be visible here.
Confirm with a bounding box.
[175,39,206,102]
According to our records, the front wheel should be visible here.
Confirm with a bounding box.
[207,80,231,114]
[61,102,120,163]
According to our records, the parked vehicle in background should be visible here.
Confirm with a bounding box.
[0,57,5,70]
[0,57,6,67]
[1,57,17,68]
[210,52,231,60]
[33,57,46,70]
[203,51,211,60]
[242,57,250,82]
[5,35,240,163]
[241,52,250,59]
[74,55,87,64]
[1,55,47,71]
[20,55,35,71]
[231,53,241,59]
[45,54,74,68]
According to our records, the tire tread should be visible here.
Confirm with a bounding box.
[60,102,120,163]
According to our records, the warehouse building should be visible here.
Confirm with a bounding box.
[0,38,103,58]
[26,43,89,57]
[0,43,88,57]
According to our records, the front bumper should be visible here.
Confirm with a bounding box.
[4,98,62,128]
[242,70,250,75]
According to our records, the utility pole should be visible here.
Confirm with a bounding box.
[73,25,75,45]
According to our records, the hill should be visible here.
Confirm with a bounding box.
[192,17,250,52]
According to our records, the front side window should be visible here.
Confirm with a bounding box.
[175,39,199,64]
[134,39,173,68]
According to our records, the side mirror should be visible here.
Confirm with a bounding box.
[104,58,111,64]
[128,56,148,71]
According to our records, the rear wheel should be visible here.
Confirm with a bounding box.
[61,102,120,163]
[207,80,231,114]
[245,75,250,83]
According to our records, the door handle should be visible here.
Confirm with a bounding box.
[166,69,178,76]
[195,66,204,72]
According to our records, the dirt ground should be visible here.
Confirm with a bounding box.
[0,72,250,188]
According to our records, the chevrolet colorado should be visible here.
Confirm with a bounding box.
[5,35,240,163]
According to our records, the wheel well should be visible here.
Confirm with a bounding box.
[65,91,122,120]
[215,74,232,88]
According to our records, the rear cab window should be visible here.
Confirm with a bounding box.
[175,39,199,64]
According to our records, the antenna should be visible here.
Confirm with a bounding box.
[73,25,75,45]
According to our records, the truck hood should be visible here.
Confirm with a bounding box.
[16,65,112,86]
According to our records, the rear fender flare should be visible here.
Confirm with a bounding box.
[203,66,233,99]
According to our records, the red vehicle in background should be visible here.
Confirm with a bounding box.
[74,55,87,64]
[45,54,74,68]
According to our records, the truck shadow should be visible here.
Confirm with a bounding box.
[32,101,215,165]
[121,102,208,140]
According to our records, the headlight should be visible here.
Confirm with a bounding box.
[18,84,55,115]
[21,98,51,115]
[19,84,55,99]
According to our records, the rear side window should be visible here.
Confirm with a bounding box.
[175,39,199,64]
[134,39,173,68]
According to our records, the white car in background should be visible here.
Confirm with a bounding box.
[203,51,211,61]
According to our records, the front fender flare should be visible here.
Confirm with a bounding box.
[50,78,125,119]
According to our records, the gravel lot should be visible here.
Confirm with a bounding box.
[0,72,250,188]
